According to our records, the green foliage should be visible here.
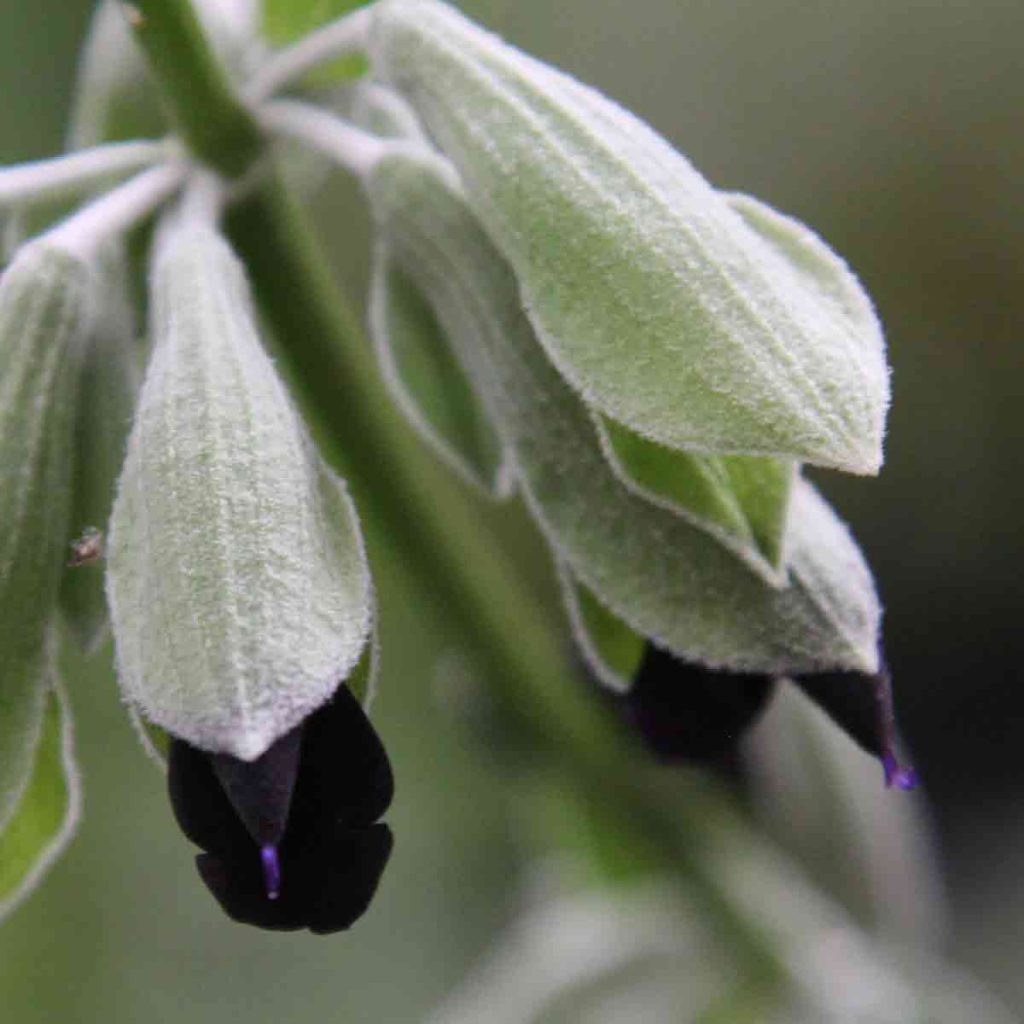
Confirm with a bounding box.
[0,680,79,920]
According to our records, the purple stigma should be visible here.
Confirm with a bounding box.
[260,845,281,900]
[874,668,917,790]
[883,753,918,791]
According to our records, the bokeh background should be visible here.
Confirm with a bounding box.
[1,0,1022,1020]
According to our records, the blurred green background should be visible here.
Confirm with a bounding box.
[1,0,1022,1020]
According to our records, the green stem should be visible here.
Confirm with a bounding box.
[128,0,263,176]
[131,0,789,1007]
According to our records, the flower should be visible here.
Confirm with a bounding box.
[617,646,775,763]
[607,644,916,789]
[168,682,394,934]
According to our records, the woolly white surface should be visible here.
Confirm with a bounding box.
[370,0,889,474]
[107,225,372,759]
[365,151,880,673]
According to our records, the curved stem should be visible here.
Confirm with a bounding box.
[41,163,185,260]
[0,140,171,208]
[260,100,388,177]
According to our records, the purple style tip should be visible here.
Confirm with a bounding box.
[260,845,281,900]
[872,668,917,792]
[883,753,918,791]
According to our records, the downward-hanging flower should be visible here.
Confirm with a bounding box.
[255,65,914,790]
[169,681,393,933]
[106,212,390,929]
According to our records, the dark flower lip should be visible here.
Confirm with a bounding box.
[603,643,917,790]
[197,824,393,933]
[168,683,395,934]
[790,660,917,790]
[615,644,776,763]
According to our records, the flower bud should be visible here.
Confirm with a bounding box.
[363,148,881,675]
[106,221,373,760]
[0,239,95,822]
[368,0,889,474]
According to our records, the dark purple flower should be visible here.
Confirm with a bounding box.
[618,644,776,762]
[609,644,916,789]
[790,658,917,790]
[168,684,394,934]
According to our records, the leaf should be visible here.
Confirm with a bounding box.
[1,241,95,820]
[558,565,644,694]
[369,251,513,497]
[368,0,889,474]
[597,415,795,579]
[364,149,882,674]
[262,0,370,84]
[107,223,373,759]
[128,709,171,768]
[719,453,795,570]
[60,249,142,652]
[343,631,379,708]
[263,0,366,44]
[0,669,81,922]
[723,192,885,343]
[0,657,48,835]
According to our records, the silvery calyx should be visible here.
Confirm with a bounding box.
[0,0,915,939]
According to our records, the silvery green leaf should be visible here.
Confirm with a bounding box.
[597,415,795,580]
[558,564,644,694]
[723,192,886,347]
[368,0,888,474]
[107,222,373,759]
[364,148,881,674]
[0,665,81,923]
[60,250,142,652]
[369,251,513,497]
[746,684,945,943]
[127,634,377,771]
[1,240,95,820]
